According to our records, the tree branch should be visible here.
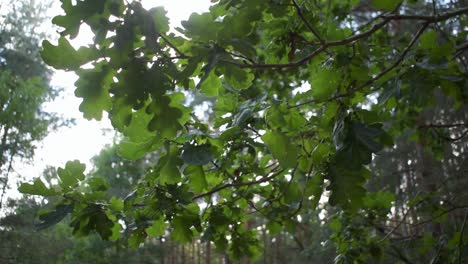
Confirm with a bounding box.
[459,211,467,264]
[380,193,422,243]
[418,123,468,128]
[223,7,466,70]
[412,205,468,227]
[382,7,468,22]
[192,165,283,200]
[291,0,324,43]
[159,34,188,59]
[0,152,14,210]
[290,22,429,108]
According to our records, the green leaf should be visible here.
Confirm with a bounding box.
[122,106,155,140]
[181,144,215,165]
[18,179,58,196]
[329,217,342,231]
[371,0,400,11]
[262,131,298,168]
[171,215,194,243]
[199,71,221,96]
[57,160,86,191]
[363,191,394,210]
[266,221,282,235]
[351,122,383,153]
[266,104,307,132]
[128,229,146,248]
[118,138,161,160]
[305,174,324,208]
[75,63,114,120]
[146,217,168,237]
[147,96,186,139]
[109,197,124,212]
[182,12,219,42]
[184,165,208,193]
[109,222,122,241]
[418,30,454,61]
[224,65,254,90]
[41,37,99,70]
[312,144,330,164]
[52,0,106,38]
[87,176,110,192]
[327,165,370,212]
[71,206,115,240]
[419,30,438,51]
[283,182,301,204]
[309,66,339,101]
[149,7,170,34]
[159,148,182,184]
[36,204,74,230]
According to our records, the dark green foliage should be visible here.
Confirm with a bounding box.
[19,0,468,262]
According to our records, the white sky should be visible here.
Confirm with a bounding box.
[17,0,211,182]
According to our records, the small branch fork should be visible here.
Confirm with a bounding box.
[291,0,324,44]
[290,21,430,108]
[192,165,283,200]
[223,7,468,70]
[419,123,468,141]
[127,0,466,106]
[222,7,465,107]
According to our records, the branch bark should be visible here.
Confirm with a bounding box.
[223,7,467,70]
[192,165,283,200]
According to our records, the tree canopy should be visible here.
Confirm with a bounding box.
[19,0,467,262]
[0,0,62,209]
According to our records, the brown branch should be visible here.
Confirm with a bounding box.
[379,191,422,243]
[291,0,324,43]
[382,7,468,22]
[419,123,468,141]
[158,34,188,59]
[0,152,14,209]
[379,202,414,243]
[290,22,429,108]
[412,205,468,227]
[347,22,429,91]
[434,129,468,142]
[192,165,283,200]
[222,7,466,70]
[418,123,468,128]
[224,17,389,69]
[222,46,327,69]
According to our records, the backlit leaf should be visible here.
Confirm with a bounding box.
[41,37,99,71]
[262,131,298,168]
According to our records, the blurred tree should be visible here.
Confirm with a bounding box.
[0,0,62,209]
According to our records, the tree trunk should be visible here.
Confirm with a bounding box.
[206,241,211,264]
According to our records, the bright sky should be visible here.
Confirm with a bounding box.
[18,0,211,181]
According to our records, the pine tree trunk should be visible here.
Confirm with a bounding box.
[206,241,211,264]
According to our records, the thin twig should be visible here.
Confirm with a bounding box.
[380,204,413,242]
[290,22,429,108]
[412,205,468,227]
[380,191,422,243]
[433,129,468,142]
[192,165,283,200]
[158,34,188,58]
[222,7,466,70]
[291,0,324,43]
[418,123,468,128]
[382,7,468,22]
